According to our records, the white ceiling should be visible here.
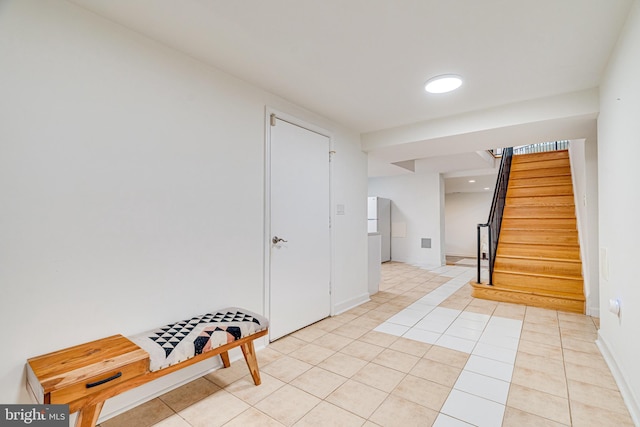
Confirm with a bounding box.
[70,0,633,183]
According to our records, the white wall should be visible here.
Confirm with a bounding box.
[597,0,640,423]
[445,192,493,257]
[368,167,444,268]
[568,138,600,316]
[0,0,367,419]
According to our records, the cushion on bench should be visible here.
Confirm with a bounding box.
[129,307,268,372]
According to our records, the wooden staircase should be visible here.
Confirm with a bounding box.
[472,150,585,313]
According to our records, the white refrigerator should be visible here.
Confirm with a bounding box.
[367,196,391,262]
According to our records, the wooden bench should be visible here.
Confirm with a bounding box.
[26,308,269,427]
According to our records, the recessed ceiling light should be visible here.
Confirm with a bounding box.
[468,179,476,183]
[484,187,491,190]
[425,74,463,94]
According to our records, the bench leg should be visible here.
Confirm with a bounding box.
[220,351,231,368]
[75,401,104,427]
[240,340,261,385]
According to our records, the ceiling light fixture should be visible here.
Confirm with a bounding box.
[424,74,463,94]
[468,179,476,183]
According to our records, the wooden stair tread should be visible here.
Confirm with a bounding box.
[511,150,569,162]
[496,254,582,263]
[472,282,585,301]
[493,269,582,281]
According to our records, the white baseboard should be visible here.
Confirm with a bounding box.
[333,292,370,315]
[596,332,640,426]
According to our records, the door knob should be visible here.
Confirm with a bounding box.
[272,236,288,244]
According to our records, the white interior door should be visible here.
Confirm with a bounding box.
[269,116,330,340]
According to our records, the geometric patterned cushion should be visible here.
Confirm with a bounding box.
[128,307,269,372]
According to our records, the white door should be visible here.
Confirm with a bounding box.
[268,116,331,340]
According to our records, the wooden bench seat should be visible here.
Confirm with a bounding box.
[27,308,269,427]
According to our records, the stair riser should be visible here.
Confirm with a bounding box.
[507,185,574,198]
[503,206,576,218]
[509,175,573,188]
[512,151,569,163]
[511,158,570,171]
[497,244,581,260]
[499,231,579,246]
[506,195,575,206]
[471,284,584,313]
[492,272,584,295]
[501,218,577,230]
[494,257,582,277]
[510,167,571,180]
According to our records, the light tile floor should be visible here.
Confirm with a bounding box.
[99,262,635,427]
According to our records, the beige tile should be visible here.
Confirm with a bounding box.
[254,384,321,426]
[289,343,335,365]
[369,395,438,427]
[567,379,629,414]
[525,306,558,320]
[102,399,174,427]
[290,366,348,399]
[511,366,567,398]
[390,337,431,357]
[332,325,370,339]
[493,302,527,320]
[222,408,285,427]
[360,309,395,322]
[558,319,597,334]
[262,356,313,383]
[292,327,327,342]
[293,401,365,427]
[158,377,220,412]
[560,337,599,354]
[333,312,359,323]
[517,340,564,360]
[268,336,307,354]
[515,351,565,377]
[371,348,420,373]
[557,311,594,324]
[522,320,560,336]
[439,299,470,310]
[463,304,496,316]
[424,345,469,369]
[560,328,597,342]
[507,384,570,425]
[346,306,373,316]
[326,379,389,418]
[225,373,285,405]
[318,352,368,378]
[179,390,250,427]
[358,330,399,348]
[501,406,567,427]
[564,361,619,390]
[313,317,345,332]
[349,316,383,330]
[340,340,385,361]
[520,329,562,347]
[258,347,286,365]
[205,361,255,388]
[352,362,405,392]
[569,400,635,427]
[409,358,461,388]
[150,414,192,427]
[311,332,354,351]
[391,375,450,411]
[562,348,609,370]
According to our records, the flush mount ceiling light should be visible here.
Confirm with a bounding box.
[424,74,463,94]
[468,179,476,183]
